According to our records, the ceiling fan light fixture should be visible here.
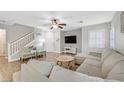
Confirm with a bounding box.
[50,18,66,30]
[52,24,58,29]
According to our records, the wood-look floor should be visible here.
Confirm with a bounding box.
[0,52,60,81]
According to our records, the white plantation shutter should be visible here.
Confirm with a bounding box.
[88,29,105,48]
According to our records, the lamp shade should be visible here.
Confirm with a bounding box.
[41,38,45,42]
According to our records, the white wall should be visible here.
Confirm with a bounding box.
[34,28,45,50]
[81,26,88,55]
[0,23,34,56]
[45,31,60,53]
[45,31,54,52]
[54,31,61,53]
[81,22,111,55]
[44,22,110,55]
[60,28,82,53]
[111,12,124,54]
[0,24,34,43]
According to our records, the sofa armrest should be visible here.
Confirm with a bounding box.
[88,52,102,58]
[74,55,86,65]
[49,66,104,82]
[87,55,101,61]
[76,58,103,77]
[27,59,56,76]
[20,64,51,82]
[13,71,21,82]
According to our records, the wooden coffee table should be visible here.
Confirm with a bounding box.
[56,55,74,69]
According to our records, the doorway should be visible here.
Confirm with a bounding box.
[0,29,6,57]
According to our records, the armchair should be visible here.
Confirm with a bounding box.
[20,47,36,61]
[36,48,46,57]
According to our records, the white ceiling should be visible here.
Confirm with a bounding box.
[0,11,116,31]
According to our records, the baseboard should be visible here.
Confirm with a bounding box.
[46,50,61,53]
[53,51,61,53]
[8,58,20,62]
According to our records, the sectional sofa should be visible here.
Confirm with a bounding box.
[13,49,124,82]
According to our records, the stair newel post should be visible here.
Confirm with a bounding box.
[8,43,11,62]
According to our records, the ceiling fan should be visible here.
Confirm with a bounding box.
[50,18,66,30]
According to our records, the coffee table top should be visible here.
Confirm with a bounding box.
[56,55,74,62]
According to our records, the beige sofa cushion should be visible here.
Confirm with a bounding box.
[76,58,102,78]
[101,49,115,62]
[87,55,101,61]
[27,59,56,77]
[13,71,21,82]
[49,66,104,82]
[20,64,51,82]
[74,56,86,65]
[102,52,124,78]
[107,61,124,81]
[88,52,101,58]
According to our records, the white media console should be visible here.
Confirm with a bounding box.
[62,47,77,54]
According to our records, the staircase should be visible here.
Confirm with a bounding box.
[8,32,34,62]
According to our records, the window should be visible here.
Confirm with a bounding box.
[110,27,115,49]
[88,29,105,48]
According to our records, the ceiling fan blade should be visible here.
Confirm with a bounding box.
[58,23,66,26]
[58,25,63,29]
[50,27,53,29]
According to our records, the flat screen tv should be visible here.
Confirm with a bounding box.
[65,36,77,43]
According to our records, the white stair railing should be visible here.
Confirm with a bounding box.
[8,32,34,61]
